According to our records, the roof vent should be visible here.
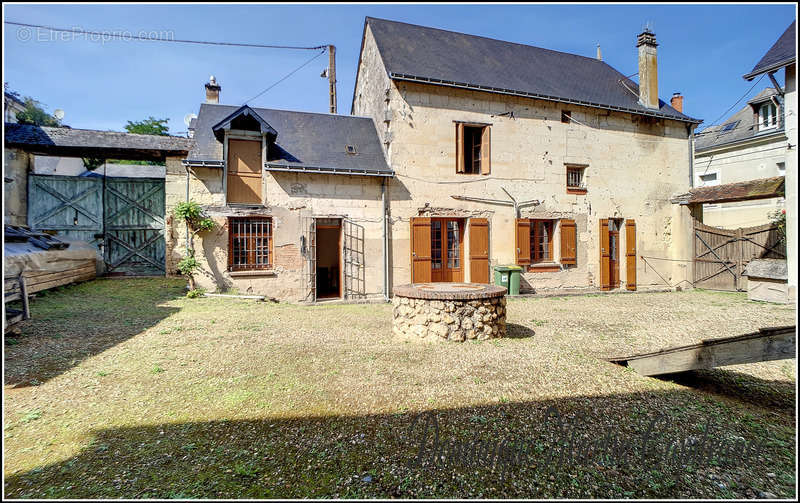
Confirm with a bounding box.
[345,145,357,155]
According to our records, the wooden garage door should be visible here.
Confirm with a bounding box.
[227,139,262,204]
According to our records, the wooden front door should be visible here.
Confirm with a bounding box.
[227,139,262,204]
[469,218,489,283]
[431,218,465,282]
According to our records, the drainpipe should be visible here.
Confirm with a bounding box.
[185,165,190,254]
[688,125,695,188]
[382,177,389,302]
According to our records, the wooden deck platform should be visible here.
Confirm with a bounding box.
[608,326,796,376]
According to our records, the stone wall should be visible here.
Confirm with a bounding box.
[3,148,30,226]
[392,294,506,341]
[164,155,388,302]
[353,24,696,293]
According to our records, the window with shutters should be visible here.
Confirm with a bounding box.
[530,220,554,264]
[456,123,491,175]
[228,217,272,271]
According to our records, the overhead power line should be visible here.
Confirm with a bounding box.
[243,49,327,105]
[698,74,766,132]
[5,21,326,50]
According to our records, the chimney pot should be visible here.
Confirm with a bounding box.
[205,76,221,104]
[637,30,659,109]
[670,92,684,113]
[596,44,602,61]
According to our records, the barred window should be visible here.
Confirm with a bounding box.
[566,165,586,192]
[228,217,272,271]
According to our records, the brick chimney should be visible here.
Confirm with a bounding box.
[670,92,683,113]
[205,76,221,104]
[636,29,659,109]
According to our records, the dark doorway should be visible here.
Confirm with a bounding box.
[316,218,341,299]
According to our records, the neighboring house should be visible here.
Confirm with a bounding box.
[166,79,392,301]
[742,20,796,301]
[4,92,26,123]
[352,17,700,294]
[692,87,787,228]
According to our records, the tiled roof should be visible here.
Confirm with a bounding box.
[363,17,700,123]
[4,123,192,160]
[743,21,796,80]
[671,176,785,205]
[694,88,785,152]
[188,104,392,176]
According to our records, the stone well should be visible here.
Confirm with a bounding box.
[392,283,507,341]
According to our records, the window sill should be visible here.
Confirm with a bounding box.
[229,269,276,277]
[566,187,587,195]
[528,263,561,272]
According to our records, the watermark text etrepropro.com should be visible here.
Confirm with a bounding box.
[15,25,175,44]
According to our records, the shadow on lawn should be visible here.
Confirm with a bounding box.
[5,389,794,499]
[3,278,184,388]
[657,369,796,412]
[505,323,536,339]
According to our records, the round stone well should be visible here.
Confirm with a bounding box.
[392,283,507,341]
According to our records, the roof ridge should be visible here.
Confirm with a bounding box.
[366,16,609,66]
[7,122,189,140]
[200,102,374,121]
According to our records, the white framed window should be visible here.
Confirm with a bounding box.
[758,102,778,131]
[777,162,786,175]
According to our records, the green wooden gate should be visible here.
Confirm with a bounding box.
[28,175,166,276]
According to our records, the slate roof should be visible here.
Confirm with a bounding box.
[187,103,392,176]
[361,17,700,123]
[694,88,785,152]
[743,21,796,80]
[4,123,193,160]
[671,176,785,205]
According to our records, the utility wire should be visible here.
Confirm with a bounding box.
[697,74,766,132]
[5,21,326,50]
[242,49,327,105]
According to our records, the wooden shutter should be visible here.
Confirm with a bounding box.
[469,218,489,283]
[455,123,465,173]
[599,219,610,290]
[626,219,637,291]
[410,217,432,283]
[480,126,491,174]
[227,139,262,204]
[515,218,531,265]
[560,219,577,265]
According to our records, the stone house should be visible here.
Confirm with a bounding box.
[692,87,787,229]
[352,17,701,293]
[741,20,796,301]
[166,79,393,302]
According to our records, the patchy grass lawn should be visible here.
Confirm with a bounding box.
[3,279,796,498]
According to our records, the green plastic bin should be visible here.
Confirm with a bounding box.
[494,265,522,295]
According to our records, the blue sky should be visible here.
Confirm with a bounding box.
[3,3,796,134]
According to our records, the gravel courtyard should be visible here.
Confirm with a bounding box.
[3,278,796,498]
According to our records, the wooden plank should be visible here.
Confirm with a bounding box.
[515,218,531,265]
[560,219,576,266]
[609,326,796,376]
[599,219,610,290]
[625,219,636,291]
[410,217,432,283]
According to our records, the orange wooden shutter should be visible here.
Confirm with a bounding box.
[626,219,637,291]
[481,126,491,174]
[469,218,490,283]
[227,139,262,204]
[515,218,531,265]
[599,219,610,290]
[560,219,577,265]
[455,123,465,173]
[410,217,432,283]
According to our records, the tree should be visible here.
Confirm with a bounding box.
[124,117,170,136]
[15,97,61,127]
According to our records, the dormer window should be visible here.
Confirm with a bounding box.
[758,102,778,131]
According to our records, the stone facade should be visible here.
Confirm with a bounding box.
[353,24,696,293]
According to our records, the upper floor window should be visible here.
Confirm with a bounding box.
[698,172,719,187]
[226,138,263,205]
[455,123,491,174]
[566,165,587,194]
[758,102,778,132]
[777,162,786,175]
